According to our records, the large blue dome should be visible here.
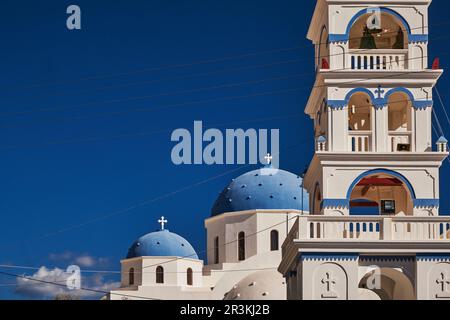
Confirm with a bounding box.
[211,166,309,217]
[127,229,198,259]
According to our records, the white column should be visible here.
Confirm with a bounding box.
[374,107,388,152]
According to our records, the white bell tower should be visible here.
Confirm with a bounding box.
[303,0,448,216]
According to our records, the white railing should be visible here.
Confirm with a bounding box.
[388,131,412,152]
[307,216,382,240]
[288,216,450,242]
[349,49,408,71]
[392,218,450,241]
[348,131,372,152]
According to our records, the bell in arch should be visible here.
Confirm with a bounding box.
[359,26,377,49]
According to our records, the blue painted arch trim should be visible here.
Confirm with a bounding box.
[327,87,433,110]
[384,87,414,101]
[384,87,433,110]
[329,7,428,43]
[346,169,417,200]
[345,87,375,101]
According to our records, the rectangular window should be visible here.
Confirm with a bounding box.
[214,237,219,264]
[381,200,396,214]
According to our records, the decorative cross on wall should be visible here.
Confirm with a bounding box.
[321,272,338,299]
[436,272,450,298]
[158,216,168,230]
[375,85,385,99]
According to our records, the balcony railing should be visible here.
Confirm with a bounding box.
[348,131,372,152]
[283,216,450,249]
[349,49,408,71]
[388,131,412,152]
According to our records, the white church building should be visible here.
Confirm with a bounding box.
[110,0,450,300]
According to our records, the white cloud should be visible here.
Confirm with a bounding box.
[15,267,69,299]
[48,252,109,268]
[14,266,119,300]
[75,255,96,268]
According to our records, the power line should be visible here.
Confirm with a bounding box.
[3,21,445,92]
[0,270,158,300]
[2,39,449,123]
[4,27,445,105]
[434,86,450,125]
[27,140,308,242]
[141,215,300,271]
[0,93,444,152]
[0,263,278,275]
[0,51,448,131]
[0,113,304,150]
[0,72,309,117]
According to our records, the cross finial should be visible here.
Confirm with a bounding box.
[158,216,168,230]
[264,153,273,165]
[375,85,385,99]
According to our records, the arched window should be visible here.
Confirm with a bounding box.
[270,230,279,251]
[186,268,193,286]
[156,266,164,284]
[313,184,322,215]
[238,232,245,261]
[214,236,219,264]
[387,92,412,152]
[348,92,372,132]
[349,12,407,50]
[129,268,135,285]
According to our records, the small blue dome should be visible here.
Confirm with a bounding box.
[127,229,198,259]
[211,167,309,217]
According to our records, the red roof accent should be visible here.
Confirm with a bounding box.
[356,177,403,187]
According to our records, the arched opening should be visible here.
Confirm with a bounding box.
[313,184,322,215]
[186,268,193,286]
[349,170,414,216]
[214,236,219,264]
[270,230,279,251]
[348,92,373,152]
[318,25,329,68]
[349,12,408,50]
[387,92,413,152]
[156,266,164,284]
[359,268,415,300]
[238,232,245,261]
[129,268,135,286]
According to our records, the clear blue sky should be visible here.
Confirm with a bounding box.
[0,0,449,299]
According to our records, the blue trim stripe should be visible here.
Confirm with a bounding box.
[322,199,349,209]
[328,34,349,43]
[301,253,359,261]
[416,253,450,261]
[413,100,434,110]
[409,34,429,43]
[360,255,415,261]
[413,199,440,208]
[326,100,347,109]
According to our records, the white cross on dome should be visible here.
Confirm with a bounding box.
[158,216,168,230]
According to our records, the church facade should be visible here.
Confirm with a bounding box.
[110,0,450,300]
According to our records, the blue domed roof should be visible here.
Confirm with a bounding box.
[127,229,198,259]
[211,166,309,217]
